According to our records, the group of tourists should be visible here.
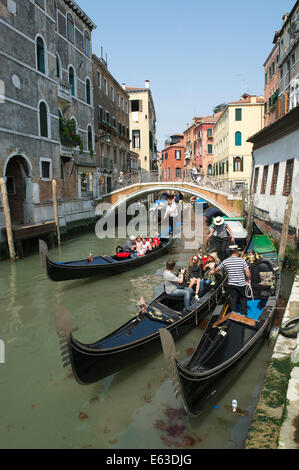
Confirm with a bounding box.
[122,235,160,257]
[163,215,252,316]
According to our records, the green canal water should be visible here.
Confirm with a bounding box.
[0,231,289,449]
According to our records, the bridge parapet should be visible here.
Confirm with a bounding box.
[97,180,246,218]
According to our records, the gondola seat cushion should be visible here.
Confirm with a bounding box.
[116,252,131,258]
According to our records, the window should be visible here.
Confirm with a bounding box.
[175,150,181,160]
[67,13,74,43]
[270,163,279,195]
[235,131,242,146]
[168,168,171,180]
[87,126,93,152]
[132,130,140,149]
[283,159,294,196]
[207,144,213,154]
[39,102,48,138]
[104,79,108,95]
[36,36,46,74]
[86,78,91,105]
[235,108,242,121]
[56,54,61,79]
[175,168,181,178]
[106,111,110,124]
[131,100,142,112]
[97,71,101,89]
[84,31,90,57]
[80,173,93,197]
[69,66,75,96]
[35,0,44,9]
[253,167,259,193]
[111,86,114,101]
[121,97,124,111]
[207,128,213,138]
[260,165,269,194]
[207,164,213,175]
[117,93,120,108]
[233,156,243,172]
[165,152,168,160]
[40,158,52,180]
[98,106,103,123]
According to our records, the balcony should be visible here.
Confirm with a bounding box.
[100,157,113,172]
[57,80,72,103]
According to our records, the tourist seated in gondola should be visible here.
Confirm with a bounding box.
[122,235,137,253]
[187,255,211,301]
[163,259,194,313]
[148,237,158,250]
[203,253,219,285]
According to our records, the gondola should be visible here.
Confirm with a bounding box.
[54,270,227,384]
[159,229,280,417]
[39,236,176,282]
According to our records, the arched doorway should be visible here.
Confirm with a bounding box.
[4,155,32,225]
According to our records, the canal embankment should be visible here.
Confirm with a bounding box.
[245,271,299,449]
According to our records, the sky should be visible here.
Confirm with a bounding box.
[77,0,295,150]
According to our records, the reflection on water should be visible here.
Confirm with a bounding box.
[0,231,276,449]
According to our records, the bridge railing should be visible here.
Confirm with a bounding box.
[110,171,247,201]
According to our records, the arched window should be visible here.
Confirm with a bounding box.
[86,78,91,105]
[69,66,75,96]
[36,36,46,74]
[39,102,48,138]
[233,157,243,172]
[235,131,242,146]
[84,30,90,57]
[67,13,74,43]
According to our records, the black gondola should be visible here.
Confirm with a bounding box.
[159,230,280,417]
[39,237,176,282]
[54,271,227,384]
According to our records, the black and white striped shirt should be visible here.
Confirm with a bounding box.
[218,257,249,286]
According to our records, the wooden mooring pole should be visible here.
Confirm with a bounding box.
[278,193,293,270]
[52,179,61,246]
[0,177,16,260]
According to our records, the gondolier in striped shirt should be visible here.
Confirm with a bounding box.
[211,245,251,315]
[206,216,235,261]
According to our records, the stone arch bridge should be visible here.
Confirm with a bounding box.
[99,181,245,217]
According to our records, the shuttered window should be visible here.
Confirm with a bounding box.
[283,159,294,196]
[253,167,259,193]
[235,108,242,121]
[69,67,75,96]
[235,132,242,146]
[86,79,91,104]
[270,163,279,195]
[67,13,74,43]
[260,165,269,194]
[39,102,48,138]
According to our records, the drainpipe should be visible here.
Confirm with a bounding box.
[0,177,16,260]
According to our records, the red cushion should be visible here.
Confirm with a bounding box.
[116,252,131,258]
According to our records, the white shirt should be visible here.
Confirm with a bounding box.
[165,202,178,218]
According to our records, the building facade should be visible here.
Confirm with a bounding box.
[193,116,219,177]
[278,2,299,118]
[248,106,299,246]
[124,81,157,174]
[213,94,265,191]
[264,38,280,127]
[0,0,96,251]
[161,134,184,181]
[92,54,131,194]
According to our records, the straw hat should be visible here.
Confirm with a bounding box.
[214,216,224,226]
[129,235,136,241]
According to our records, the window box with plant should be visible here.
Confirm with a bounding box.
[59,116,83,153]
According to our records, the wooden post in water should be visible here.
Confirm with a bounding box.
[52,179,61,246]
[279,193,293,270]
[0,177,16,260]
[246,192,255,233]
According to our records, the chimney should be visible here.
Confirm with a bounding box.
[145,80,150,89]
[122,83,126,90]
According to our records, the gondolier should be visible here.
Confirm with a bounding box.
[163,197,178,235]
[207,216,235,261]
[212,245,251,315]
